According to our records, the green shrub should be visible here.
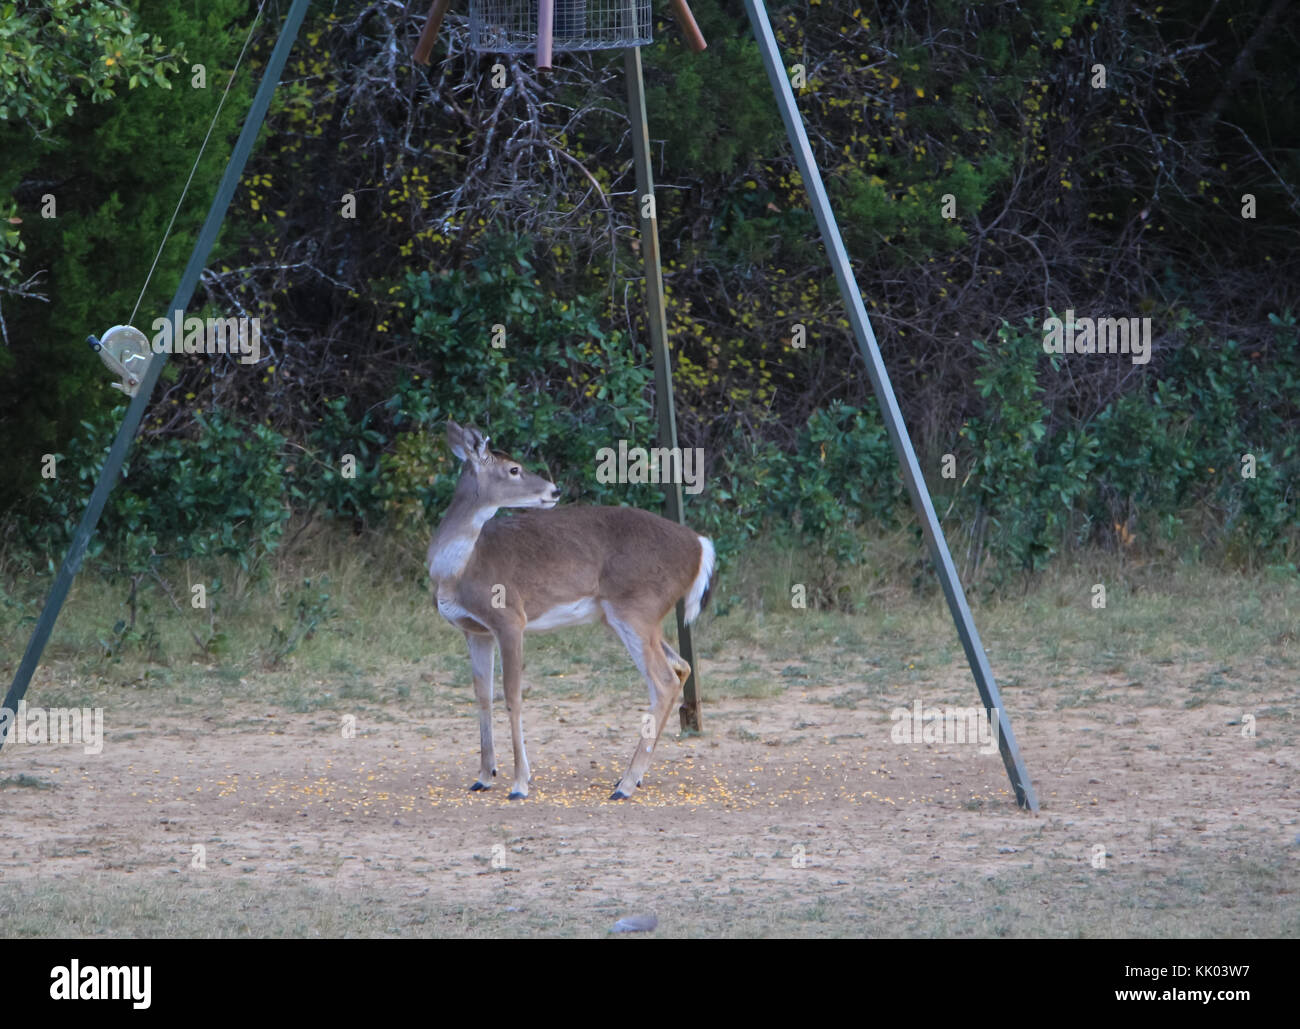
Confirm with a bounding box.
[27,408,290,577]
[960,320,1099,577]
[287,396,386,523]
[380,234,659,526]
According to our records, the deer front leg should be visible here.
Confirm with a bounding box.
[466,631,497,791]
[497,627,532,799]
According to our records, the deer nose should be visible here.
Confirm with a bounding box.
[548,485,561,501]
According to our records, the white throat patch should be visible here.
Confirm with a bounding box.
[428,507,498,581]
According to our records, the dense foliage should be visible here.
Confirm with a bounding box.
[2,0,1297,600]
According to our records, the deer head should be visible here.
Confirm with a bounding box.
[445,420,560,511]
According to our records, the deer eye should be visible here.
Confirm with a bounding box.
[509,466,520,476]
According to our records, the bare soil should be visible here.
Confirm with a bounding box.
[2,659,1295,937]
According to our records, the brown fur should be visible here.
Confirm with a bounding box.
[428,421,712,800]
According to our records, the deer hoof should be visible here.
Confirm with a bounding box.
[609,787,633,801]
[507,790,527,800]
[469,781,491,792]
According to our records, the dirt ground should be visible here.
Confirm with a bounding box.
[2,659,1295,937]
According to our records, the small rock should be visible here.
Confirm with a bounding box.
[611,914,658,934]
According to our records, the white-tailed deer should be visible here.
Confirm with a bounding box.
[428,421,715,800]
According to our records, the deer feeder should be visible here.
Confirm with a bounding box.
[414,0,706,69]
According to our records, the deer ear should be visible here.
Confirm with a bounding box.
[451,423,492,464]
[446,420,470,461]
[463,425,492,463]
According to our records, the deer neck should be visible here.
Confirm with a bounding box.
[428,481,498,587]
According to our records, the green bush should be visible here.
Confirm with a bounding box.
[955,313,1299,578]
[691,402,907,605]
[287,395,386,524]
[380,235,659,525]
[960,320,1099,577]
[27,408,290,577]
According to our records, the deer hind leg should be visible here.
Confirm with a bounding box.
[660,639,692,691]
[496,627,532,799]
[604,607,684,800]
[465,631,497,791]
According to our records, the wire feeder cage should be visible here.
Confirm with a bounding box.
[468,0,652,54]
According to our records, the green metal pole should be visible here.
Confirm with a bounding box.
[624,46,701,732]
[2,0,314,748]
[743,0,1037,810]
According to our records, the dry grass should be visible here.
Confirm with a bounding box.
[1,530,1297,938]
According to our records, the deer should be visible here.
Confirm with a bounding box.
[427,421,715,801]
